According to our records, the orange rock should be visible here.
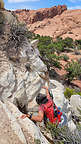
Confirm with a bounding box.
[14,6,81,40]
[72,80,81,90]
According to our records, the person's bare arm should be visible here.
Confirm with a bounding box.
[21,110,44,122]
[42,86,50,99]
[31,110,44,122]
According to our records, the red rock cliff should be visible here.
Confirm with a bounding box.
[15,5,67,24]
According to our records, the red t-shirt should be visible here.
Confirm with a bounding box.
[39,98,53,112]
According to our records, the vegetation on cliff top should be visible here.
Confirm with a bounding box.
[32,34,81,83]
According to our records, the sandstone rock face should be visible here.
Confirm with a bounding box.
[0,100,49,144]
[0,101,27,144]
[49,79,65,109]
[15,7,81,40]
[70,95,81,116]
[0,10,47,112]
[15,5,67,24]
[0,9,50,144]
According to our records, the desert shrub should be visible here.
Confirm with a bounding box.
[38,36,52,46]
[62,54,69,61]
[56,36,63,41]
[47,43,55,53]
[64,87,81,99]
[64,88,75,99]
[47,54,61,69]
[6,23,31,61]
[65,60,81,82]
[48,54,61,60]
[63,37,73,48]
[37,36,62,70]
[38,44,48,56]
[75,40,81,45]
[46,122,81,144]
[26,30,34,39]
[34,139,41,144]
[76,91,81,96]
[53,42,64,52]
[77,45,81,50]
[33,34,40,39]
[10,24,27,43]
[49,59,61,69]
[53,37,74,53]
[34,35,81,72]
[74,40,81,50]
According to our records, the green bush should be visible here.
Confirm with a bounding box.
[38,36,52,46]
[38,44,48,56]
[37,36,62,70]
[32,34,81,73]
[34,139,41,144]
[46,122,81,144]
[62,54,69,61]
[64,87,81,99]
[64,88,75,99]
[63,37,73,48]
[47,43,55,53]
[65,60,81,82]
[53,42,64,52]
[76,91,81,96]
[75,39,81,45]
[33,34,40,39]
[74,40,81,50]
[48,54,61,60]
[56,36,63,41]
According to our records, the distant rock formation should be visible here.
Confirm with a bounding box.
[14,6,81,40]
[15,5,67,24]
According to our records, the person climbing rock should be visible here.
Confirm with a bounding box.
[21,86,64,126]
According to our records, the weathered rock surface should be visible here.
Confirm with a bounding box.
[28,79,65,112]
[0,10,50,143]
[0,101,27,144]
[0,100,49,144]
[70,95,81,116]
[0,10,47,112]
[15,7,81,40]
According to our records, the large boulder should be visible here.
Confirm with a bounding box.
[4,100,49,144]
[49,79,65,109]
[0,101,27,144]
[0,10,47,112]
[70,95,81,116]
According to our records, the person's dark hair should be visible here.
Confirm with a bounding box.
[36,93,48,105]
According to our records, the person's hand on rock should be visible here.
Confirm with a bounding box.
[21,114,27,119]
